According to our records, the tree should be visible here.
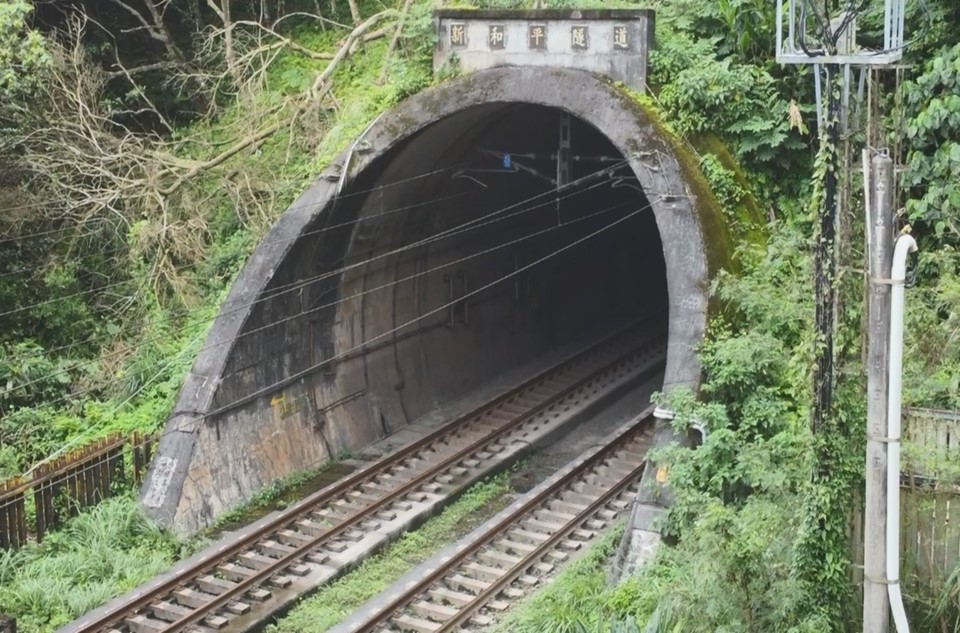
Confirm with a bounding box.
[0,1,51,102]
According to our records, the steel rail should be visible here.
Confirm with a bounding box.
[158,342,659,633]
[73,320,660,633]
[356,408,655,632]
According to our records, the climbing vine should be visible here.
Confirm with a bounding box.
[789,70,864,630]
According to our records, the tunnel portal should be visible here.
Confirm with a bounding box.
[141,67,722,534]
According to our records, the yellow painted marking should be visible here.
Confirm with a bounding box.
[655,465,669,484]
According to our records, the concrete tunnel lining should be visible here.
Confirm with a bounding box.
[140,66,713,534]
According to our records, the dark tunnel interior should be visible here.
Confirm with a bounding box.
[215,102,669,449]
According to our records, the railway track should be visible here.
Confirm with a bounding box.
[343,410,655,633]
[67,323,664,633]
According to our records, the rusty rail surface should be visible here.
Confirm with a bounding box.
[353,409,655,632]
[69,320,663,633]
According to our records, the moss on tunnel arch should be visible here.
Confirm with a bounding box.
[316,69,764,288]
[609,81,766,282]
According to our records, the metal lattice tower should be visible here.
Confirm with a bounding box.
[776,0,905,66]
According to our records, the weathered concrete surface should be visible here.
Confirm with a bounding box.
[434,8,653,92]
[140,66,724,536]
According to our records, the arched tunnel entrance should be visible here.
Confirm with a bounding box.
[325,102,668,431]
[141,67,724,534]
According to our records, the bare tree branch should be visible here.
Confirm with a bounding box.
[104,60,184,78]
[102,0,187,63]
[3,6,408,304]
[161,114,285,195]
[205,0,241,82]
[310,10,395,99]
[232,20,334,60]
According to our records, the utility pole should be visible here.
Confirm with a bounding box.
[864,152,894,632]
[775,3,907,630]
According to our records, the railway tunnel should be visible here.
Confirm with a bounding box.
[140,66,734,536]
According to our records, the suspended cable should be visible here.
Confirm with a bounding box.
[0,161,626,322]
[204,203,651,419]
[1,176,637,401]
[0,164,467,245]
[0,201,654,494]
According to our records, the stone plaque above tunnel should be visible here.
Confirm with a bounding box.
[434,9,654,93]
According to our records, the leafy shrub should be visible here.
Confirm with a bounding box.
[602,225,857,632]
[657,46,804,174]
[0,0,50,101]
[903,44,960,243]
[0,497,182,633]
[0,342,71,414]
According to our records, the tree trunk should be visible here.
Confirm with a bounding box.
[347,0,361,24]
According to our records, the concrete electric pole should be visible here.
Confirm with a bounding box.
[774,3,907,629]
[863,152,894,633]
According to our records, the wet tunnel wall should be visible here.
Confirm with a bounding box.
[140,67,732,534]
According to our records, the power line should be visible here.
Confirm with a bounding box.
[7,197,633,407]
[0,164,467,245]
[0,162,625,327]
[9,165,623,368]
[0,185,472,325]
[0,200,654,498]
[234,167,623,312]
[204,203,652,419]
[2,172,634,401]
[8,173,620,403]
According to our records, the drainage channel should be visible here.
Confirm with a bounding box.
[61,322,665,633]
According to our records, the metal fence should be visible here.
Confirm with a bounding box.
[0,432,154,550]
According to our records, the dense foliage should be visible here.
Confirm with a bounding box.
[0,497,184,632]
[0,0,959,631]
[0,0,436,479]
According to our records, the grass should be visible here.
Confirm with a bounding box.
[202,455,355,537]
[0,496,185,633]
[490,524,632,633]
[266,473,512,633]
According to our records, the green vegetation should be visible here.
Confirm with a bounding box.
[0,0,437,477]
[267,474,511,633]
[900,43,960,410]
[205,458,354,535]
[491,526,629,633]
[0,0,959,631]
[621,226,845,631]
[0,497,185,633]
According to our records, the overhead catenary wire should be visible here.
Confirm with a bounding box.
[1,179,624,405]
[202,203,650,419]
[0,186,474,325]
[0,164,469,246]
[0,160,627,328]
[6,193,642,409]
[2,200,640,436]
[2,171,637,402]
[5,163,627,377]
[0,188,469,281]
[0,200,653,503]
